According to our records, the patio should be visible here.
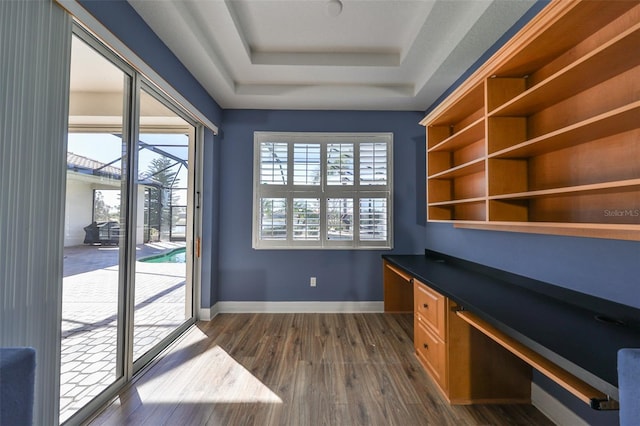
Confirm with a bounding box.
[60,242,188,422]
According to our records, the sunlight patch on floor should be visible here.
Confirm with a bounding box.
[141,344,283,404]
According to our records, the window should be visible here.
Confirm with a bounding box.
[253,132,393,249]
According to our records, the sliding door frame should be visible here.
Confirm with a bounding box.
[63,23,202,426]
[131,80,201,375]
[63,24,135,426]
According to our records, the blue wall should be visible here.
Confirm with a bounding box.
[200,129,221,308]
[217,110,425,302]
[425,224,640,309]
[78,0,223,127]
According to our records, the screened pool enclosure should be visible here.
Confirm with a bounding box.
[65,135,189,247]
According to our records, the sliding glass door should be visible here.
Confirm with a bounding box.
[61,28,199,424]
[132,88,196,367]
[61,33,130,422]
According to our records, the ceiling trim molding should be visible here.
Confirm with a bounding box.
[234,82,414,97]
[250,51,401,67]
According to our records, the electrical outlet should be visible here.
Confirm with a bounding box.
[310,277,316,287]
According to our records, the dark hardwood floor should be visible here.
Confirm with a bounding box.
[90,313,554,425]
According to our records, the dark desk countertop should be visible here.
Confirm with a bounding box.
[383,251,640,400]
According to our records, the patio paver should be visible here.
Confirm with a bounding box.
[60,242,188,422]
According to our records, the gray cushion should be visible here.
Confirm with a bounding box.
[0,347,36,426]
[618,348,640,426]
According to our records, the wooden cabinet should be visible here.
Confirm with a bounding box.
[414,279,447,389]
[414,319,447,388]
[412,279,531,404]
[421,0,640,241]
[384,255,624,410]
[414,279,446,339]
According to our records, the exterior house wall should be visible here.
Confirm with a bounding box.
[64,177,94,247]
[136,188,146,245]
[63,176,148,247]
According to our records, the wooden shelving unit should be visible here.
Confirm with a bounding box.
[426,80,487,222]
[488,22,640,117]
[421,0,640,241]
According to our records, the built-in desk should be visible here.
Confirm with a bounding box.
[383,250,640,409]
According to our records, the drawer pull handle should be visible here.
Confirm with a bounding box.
[423,343,429,349]
[423,303,429,309]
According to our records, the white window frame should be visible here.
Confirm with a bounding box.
[252,132,393,250]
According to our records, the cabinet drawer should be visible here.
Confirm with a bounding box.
[414,279,446,339]
[415,320,447,389]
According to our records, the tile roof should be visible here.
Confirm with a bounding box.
[67,152,121,177]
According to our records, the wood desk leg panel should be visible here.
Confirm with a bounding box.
[383,261,414,313]
[447,301,532,404]
[456,310,610,406]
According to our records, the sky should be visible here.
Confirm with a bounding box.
[68,132,190,206]
[68,133,188,181]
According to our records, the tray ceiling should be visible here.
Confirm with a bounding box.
[125,0,537,111]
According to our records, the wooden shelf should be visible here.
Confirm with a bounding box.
[428,219,488,225]
[426,82,484,128]
[428,171,485,204]
[428,158,485,180]
[489,102,640,159]
[490,22,640,117]
[429,202,486,222]
[488,180,640,224]
[422,1,640,241]
[489,179,640,201]
[455,222,640,242]
[429,118,485,153]
[490,1,637,78]
[429,197,487,207]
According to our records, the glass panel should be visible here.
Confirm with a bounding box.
[360,142,387,185]
[327,143,354,185]
[61,35,128,422]
[359,198,388,240]
[260,142,288,185]
[170,205,187,241]
[260,198,287,240]
[293,198,320,240]
[133,89,193,362]
[293,143,321,185]
[327,198,353,240]
[169,188,188,241]
[93,189,120,223]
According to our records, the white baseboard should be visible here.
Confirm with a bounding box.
[531,382,588,426]
[208,301,384,314]
[197,304,220,321]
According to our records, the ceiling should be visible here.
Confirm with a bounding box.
[126,0,537,111]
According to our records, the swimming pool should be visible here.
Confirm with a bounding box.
[139,247,186,263]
